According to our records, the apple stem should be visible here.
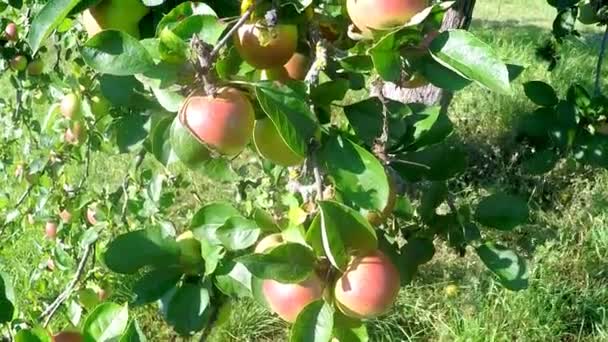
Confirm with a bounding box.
[40,242,94,327]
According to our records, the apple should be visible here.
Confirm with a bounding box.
[10,55,27,71]
[97,288,109,301]
[234,23,298,69]
[254,233,284,253]
[59,209,72,224]
[65,121,87,145]
[253,118,305,167]
[260,67,290,82]
[4,22,18,41]
[52,331,83,342]
[90,95,111,117]
[45,222,58,240]
[60,94,82,120]
[27,60,45,76]
[347,0,429,38]
[284,52,311,80]
[176,231,203,272]
[179,87,255,156]
[262,273,324,322]
[334,250,400,319]
[86,206,97,225]
[81,0,150,39]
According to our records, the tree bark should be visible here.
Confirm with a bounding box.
[382,0,477,107]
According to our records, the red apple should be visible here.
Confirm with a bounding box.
[284,52,311,81]
[334,250,400,318]
[262,273,324,322]
[234,23,298,69]
[4,22,18,41]
[347,0,429,38]
[52,331,83,342]
[45,222,58,240]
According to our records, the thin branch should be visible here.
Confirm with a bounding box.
[208,2,259,62]
[595,25,608,96]
[373,79,390,163]
[40,243,94,327]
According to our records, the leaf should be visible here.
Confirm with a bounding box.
[419,182,447,224]
[290,300,334,342]
[344,98,411,147]
[28,0,80,53]
[476,243,529,291]
[132,267,183,306]
[214,262,253,298]
[215,216,260,251]
[103,227,180,274]
[255,82,320,157]
[391,143,467,182]
[319,134,390,212]
[402,238,435,266]
[306,201,377,271]
[191,202,241,245]
[475,194,529,231]
[0,272,15,323]
[14,327,51,342]
[160,282,213,336]
[236,243,316,283]
[369,33,401,82]
[333,313,369,342]
[156,2,218,34]
[120,320,147,342]
[83,303,130,342]
[523,81,559,107]
[430,30,511,94]
[81,30,154,76]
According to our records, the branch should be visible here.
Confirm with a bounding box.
[595,25,608,96]
[40,243,94,327]
[209,4,257,62]
[373,79,390,163]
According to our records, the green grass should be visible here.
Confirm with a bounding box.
[3,0,608,340]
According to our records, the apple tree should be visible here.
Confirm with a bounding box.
[0,0,536,340]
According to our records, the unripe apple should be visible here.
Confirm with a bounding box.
[45,221,58,240]
[81,0,150,39]
[59,209,72,224]
[253,118,305,167]
[284,52,311,81]
[234,23,298,69]
[65,121,87,145]
[60,94,82,120]
[179,87,255,156]
[170,116,211,168]
[334,250,400,319]
[10,55,27,71]
[176,231,203,271]
[262,273,324,322]
[27,59,45,76]
[90,95,111,117]
[52,331,83,342]
[254,233,284,253]
[347,0,429,38]
[4,22,18,41]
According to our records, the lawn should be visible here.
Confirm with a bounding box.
[2,0,608,341]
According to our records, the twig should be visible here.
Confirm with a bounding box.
[40,243,94,327]
[208,1,259,62]
[309,146,324,202]
[594,25,608,96]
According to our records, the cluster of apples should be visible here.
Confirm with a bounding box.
[255,234,400,322]
[3,21,44,75]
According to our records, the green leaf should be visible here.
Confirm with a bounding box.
[81,30,154,76]
[344,98,411,147]
[103,227,180,274]
[191,202,240,245]
[120,320,147,342]
[405,105,454,151]
[476,243,529,291]
[28,0,80,53]
[474,194,529,231]
[173,15,227,44]
[333,313,369,342]
[132,267,183,306]
[521,149,559,175]
[160,282,213,336]
[430,30,511,94]
[369,33,401,82]
[214,262,253,298]
[523,81,559,107]
[290,300,334,342]
[419,182,448,224]
[83,303,130,342]
[236,243,316,283]
[402,238,435,266]
[391,143,467,182]
[14,327,51,342]
[255,82,320,157]
[319,134,390,212]
[0,272,15,323]
[156,2,218,34]
[215,216,261,251]
[306,201,377,271]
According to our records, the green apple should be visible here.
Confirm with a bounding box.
[90,95,111,117]
[176,231,203,272]
[82,0,150,39]
[10,55,27,71]
[27,59,44,76]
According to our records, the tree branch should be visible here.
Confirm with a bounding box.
[209,4,257,62]
[595,25,608,96]
[40,243,94,327]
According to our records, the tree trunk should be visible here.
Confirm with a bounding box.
[383,0,477,107]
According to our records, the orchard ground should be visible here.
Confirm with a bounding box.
[2,0,608,341]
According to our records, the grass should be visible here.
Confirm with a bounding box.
[2,0,608,340]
